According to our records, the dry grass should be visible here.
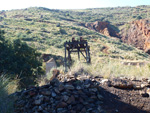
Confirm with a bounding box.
[0,74,19,113]
[37,66,64,86]
[70,58,150,80]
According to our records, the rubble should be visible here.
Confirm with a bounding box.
[14,71,150,113]
[14,74,105,113]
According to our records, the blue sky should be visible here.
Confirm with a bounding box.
[0,0,150,11]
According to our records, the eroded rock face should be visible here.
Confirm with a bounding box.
[85,21,119,37]
[121,19,150,52]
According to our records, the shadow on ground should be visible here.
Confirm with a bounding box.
[99,86,148,113]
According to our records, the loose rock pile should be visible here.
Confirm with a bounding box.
[14,70,150,113]
[14,73,105,113]
[57,73,150,97]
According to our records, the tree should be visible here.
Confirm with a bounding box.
[0,30,44,88]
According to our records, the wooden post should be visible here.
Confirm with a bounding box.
[64,42,67,72]
[78,48,80,60]
[68,49,71,66]
[87,46,91,63]
[85,42,88,63]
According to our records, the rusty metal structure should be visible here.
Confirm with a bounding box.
[64,37,91,69]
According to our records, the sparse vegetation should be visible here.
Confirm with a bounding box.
[70,59,150,80]
[0,30,44,88]
[0,6,150,85]
[1,6,150,111]
[0,74,19,113]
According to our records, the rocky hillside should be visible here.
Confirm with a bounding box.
[84,21,119,37]
[0,7,150,61]
[121,19,150,52]
[14,70,150,113]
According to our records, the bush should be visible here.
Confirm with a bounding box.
[0,30,44,88]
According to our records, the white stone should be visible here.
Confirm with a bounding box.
[100,79,109,84]
[46,58,57,74]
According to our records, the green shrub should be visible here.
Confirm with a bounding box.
[0,30,44,88]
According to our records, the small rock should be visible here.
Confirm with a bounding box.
[56,102,67,108]
[133,84,142,90]
[54,88,60,94]
[29,91,36,96]
[44,96,49,102]
[81,107,86,112]
[89,88,97,92]
[41,90,51,96]
[32,106,38,111]
[139,90,149,97]
[84,84,90,88]
[130,76,136,81]
[59,84,65,91]
[34,99,43,105]
[52,91,57,97]
[63,95,69,102]
[90,95,97,99]
[148,79,150,84]
[67,95,75,104]
[115,109,119,112]
[52,69,60,78]
[142,78,148,82]
[15,100,25,107]
[38,106,43,111]
[79,97,84,103]
[146,88,150,97]
[70,110,76,113]
[76,104,83,111]
[87,108,93,111]
[101,79,109,84]
[65,84,75,90]
[141,83,149,88]
[97,105,102,112]
[97,94,103,100]
[43,110,49,113]
[57,108,63,113]
[111,78,133,89]
[76,86,82,90]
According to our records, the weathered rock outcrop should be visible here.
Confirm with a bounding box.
[85,21,119,37]
[121,19,150,53]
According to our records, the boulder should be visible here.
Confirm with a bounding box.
[111,78,133,89]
